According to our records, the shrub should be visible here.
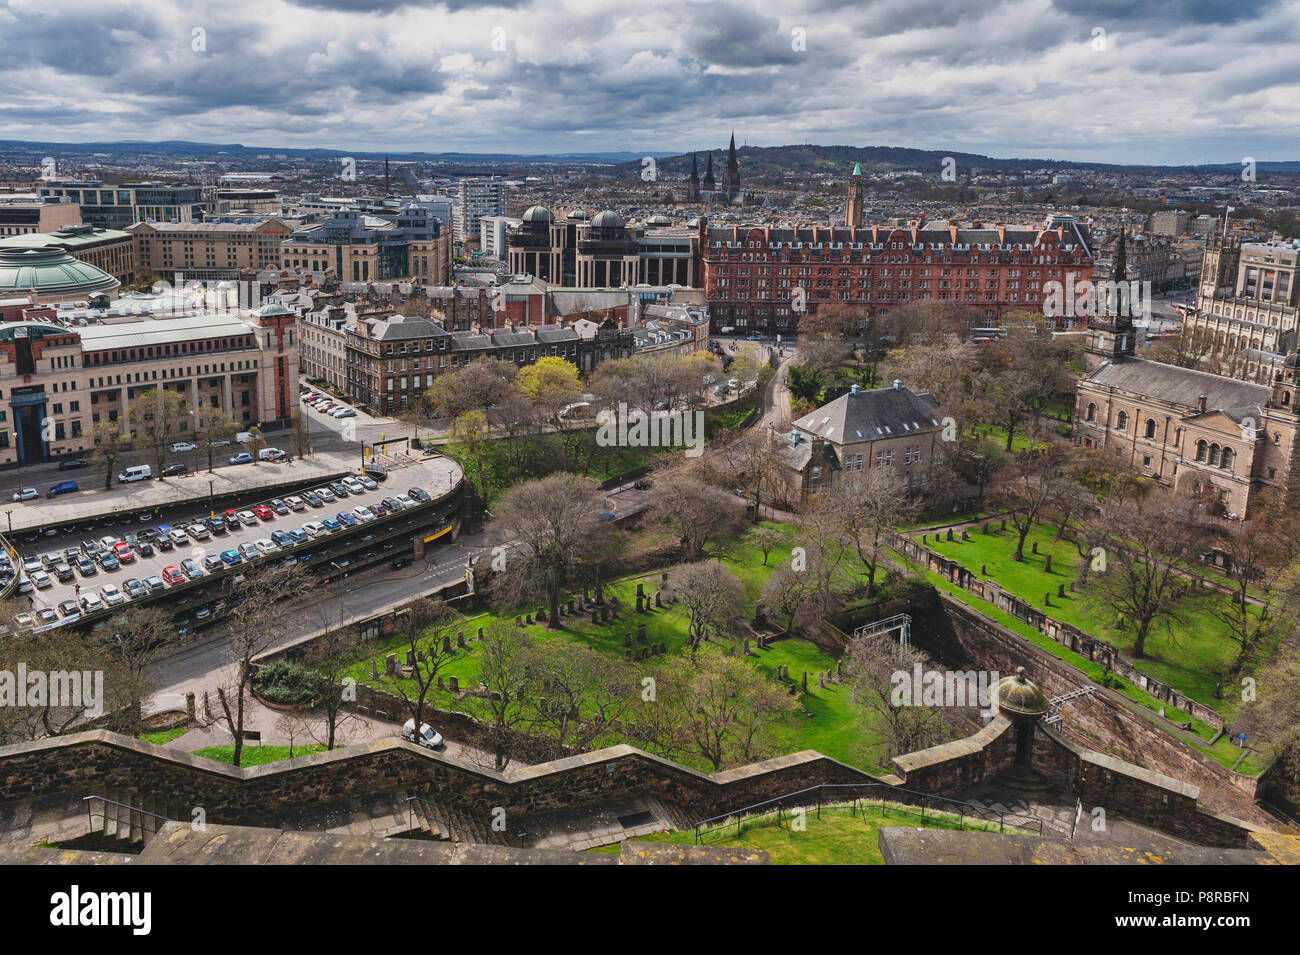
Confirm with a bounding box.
[253,660,324,706]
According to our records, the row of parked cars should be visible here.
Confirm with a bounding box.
[301,389,357,418]
[13,480,435,624]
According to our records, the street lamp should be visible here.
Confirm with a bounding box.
[208,479,215,517]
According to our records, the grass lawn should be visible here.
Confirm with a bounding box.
[916,523,1271,717]
[590,802,1010,864]
[139,727,187,746]
[190,744,328,767]
[892,545,1270,774]
[338,524,899,772]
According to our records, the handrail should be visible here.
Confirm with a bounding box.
[692,782,1049,843]
[83,794,176,838]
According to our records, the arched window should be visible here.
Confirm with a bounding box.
[1144,419,1156,439]
[1116,411,1128,431]
[1195,440,1208,462]
[1086,403,1096,422]
[1222,447,1235,470]
[1209,444,1221,466]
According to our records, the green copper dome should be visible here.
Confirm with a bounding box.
[0,246,120,300]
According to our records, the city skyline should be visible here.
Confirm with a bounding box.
[2,0,1298,165]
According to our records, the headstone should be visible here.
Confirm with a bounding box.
[525,613,533,625]
[447,676,459,693]
[743,638,752,655]
[567,599,575,614]
[369,660,378,680]
[635,595,645,613]
[961,530,970,541]
[625,650,633,661]
[441,635,452,653]
[405,649,415,666]
[185,692,196,720]
[981,564,987,576]
[1058,583,1065,599]
[1031,541,1038,555]
[661,572,668,586]
[636,582,644,598]
[437,675,444,689]
[654,591,663,608]
[477,626,484,641]
[537,607,547,623]
[385,653,397,675]
[514,616,521,626]
[1000,519,1006,531]
[801,671,808,693]
[947,529,954,541]
[601,607,610,623]
[1044,592,1051,606]
[637,623,647,642]
[457,632,466,649]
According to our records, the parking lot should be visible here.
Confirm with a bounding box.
[6,451,462,632]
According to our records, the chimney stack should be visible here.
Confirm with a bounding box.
[893,379,903,391]
[1197,394,1208,413]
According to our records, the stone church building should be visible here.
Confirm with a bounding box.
[1074,232,1300,518]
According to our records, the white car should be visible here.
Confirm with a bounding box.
[238,510,258,527]
[254,538,279,556]
[396,494,415,510]
[342,477,366,495]
[285,496,306,512]
[401,719,444,750]
[331,407,357,418]
[30,571,52,589]
[170,442,198,453]
[11,487,37,502]
[352,506,375,523]
[101,583,126,606]
[301,522,326,539]
[168,528,190,547]
[79,592,105,613]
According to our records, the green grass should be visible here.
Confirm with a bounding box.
[892,545,1269,774]
[139,727,186,746]
[590,802,1012,864]
[916,523,1271,718]
[338,524,898,771]
[190,744,328,767]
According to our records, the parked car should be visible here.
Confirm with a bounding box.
[161,566,185,586]
[286,527,308,544]
[37,608,59,625]
[58,600,81,619]
[258,448,286,462]
[58,459,88,471]
[180,558,204,580]
[112,542,135,563]
[330,482,350,499]
[168,529,190,547]
[314,487,336,503]
[270,530,293,548]
[301,522,326,539]
[270,499,290,515]
[332,407,357,418]
[237,542,259,561]
[101,583,126,607]
[254,538,279,556]
[47,480,78,498]
[396,494,416,510]
[123,578,147,599]
[11,487,36,502]
[170,442,198,453]
[203,554,224,572]
[401,719,444,750]
[342,477,366,495]
[407,486,429,502]
[76,557,97,577]
[238,510,258,526]
[118,465,153,483]
[252,505,274,521]
[336,511,357,528]
[219,549,242,566]
[303,491,324,508]
[142,575,165,593]
[321,517,341,532]
[79,592,104,613]
[98,554,119,572]
[285,496,306,512]
[229,452,254,465]
[161,463,188,477]
[359,475,379,491]
[30,571,52,589]
[352,506,375,523]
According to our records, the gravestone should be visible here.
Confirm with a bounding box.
[405,649,416,666]
[1031,541,1038,555]
[514,616,521,626]
[525,614,532,625]
[477,627,484,641]
[1000,519,1006,531]
[447,676,459,693]
[625,650,632,661]
[567,599,575,614]
[961,530,970,541]
[437,675,444,689]
[369,660,378,680]
[947,529,954,541]
[636,583,644,598]
[385,654,397,675]
[1044,554,1052,573]
[601,607,610,623]
[661,572,668,586]
[1044,592,1051,606]
[457,632,466,649]
[743,638,752,656]
[442,635,452,653]
[801,671,808,693]
[537,607,547,623]
[1058,583,1065,599]
[654,591,663,608]
[637,624,647,643]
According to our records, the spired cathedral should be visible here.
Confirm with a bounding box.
[685,134,743,204]
[1074,230,1300,519]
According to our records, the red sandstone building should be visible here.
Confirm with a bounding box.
[698,214,1094,337]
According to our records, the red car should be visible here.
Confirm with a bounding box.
[112,542,135,563]
[252,505,274,521]
[161,565,185,586]
[223,508,239,521]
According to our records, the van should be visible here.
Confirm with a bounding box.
[258,447,285,462]
[235,431,253,445]
[402,719,444,749]
[47,480,78,498]
[118,465,153,483]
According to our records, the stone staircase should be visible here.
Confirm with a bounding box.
[265,788,517,847]
[81,789,182,849]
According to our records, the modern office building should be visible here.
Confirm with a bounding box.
[0,194,82,237]
[37,180,209,228]
[281,207,451,285]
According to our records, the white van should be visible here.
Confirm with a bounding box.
[402,719,444,750]
[258,447,285,462]
[118,465,153,483]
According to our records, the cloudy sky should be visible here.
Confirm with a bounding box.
[1,0,1297,164]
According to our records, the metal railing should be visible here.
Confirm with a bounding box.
[83,794,176,841]
[692,783,1049,844]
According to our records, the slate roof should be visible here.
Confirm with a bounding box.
[1085,358,1269,412]
[793,385,940,445]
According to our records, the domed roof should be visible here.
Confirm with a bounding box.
[646,214,671,226]
[994,667,1050,723]
[522,204,553,223]
[0,246,119,300]
[591,210,625,228]
[567,209,591,220]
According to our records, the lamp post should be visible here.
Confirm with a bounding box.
[208,479,215,518]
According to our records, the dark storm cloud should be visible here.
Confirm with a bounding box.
[680,1,809,68]
[1050,0,1282,26]
[281,0,527,10]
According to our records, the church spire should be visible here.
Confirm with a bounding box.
[1112,227,1127,281]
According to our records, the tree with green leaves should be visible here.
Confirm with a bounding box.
[127,387,190,477]
[91,419,132,490]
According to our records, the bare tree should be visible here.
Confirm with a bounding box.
[988,447,1069,561]
[476,619,533,770]
[374,597,461,746]
[674,648,796,770]
[193,405,240,473]
[290,408,313,460]
[524,643,637,750]
[664,561,746,656]
[425,357,518,420]
[716,427,789,520]
[651,475,746,560]
[127,387,190,477]
[846,634,955,763]
[91,419,132,490]
[211,563,312,766]
[812,469,915,595]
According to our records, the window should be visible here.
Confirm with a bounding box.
[1221,447,1235,470]
[1086,403,1096,422]
[1208,444,1221,466]
[1116,411,1128,431]
[1195,440,1207,462]
[1144,419,1156,439]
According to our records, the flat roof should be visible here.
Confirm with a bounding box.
[76,312,257,351]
